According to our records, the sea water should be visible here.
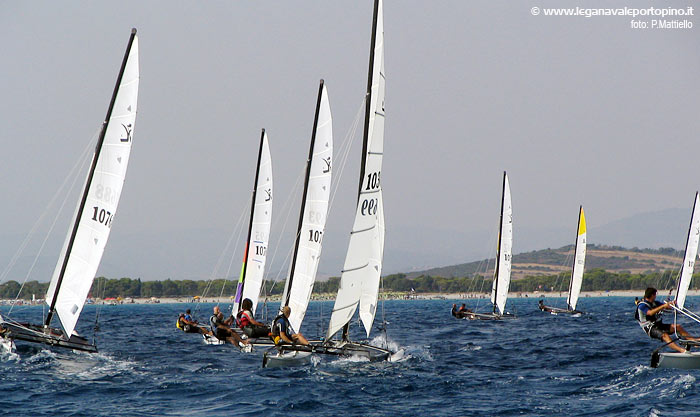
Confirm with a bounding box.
[1,297,699,416]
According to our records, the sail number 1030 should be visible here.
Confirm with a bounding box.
[91,206,114,228]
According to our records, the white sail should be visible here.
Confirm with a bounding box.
[239,132,273,314]
[567,207,587,310]
[285,84,333,332]
[45,33,139,337]
[676,192,700,310]
[327,0,385,339]
[490,173,512,315]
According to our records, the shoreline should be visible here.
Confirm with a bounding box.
[3,289,689,306]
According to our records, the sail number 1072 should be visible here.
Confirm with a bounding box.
[91,206,114,228]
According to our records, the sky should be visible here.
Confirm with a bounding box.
[1,0,699,283]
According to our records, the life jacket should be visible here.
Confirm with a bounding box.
[635,300,662,333]
[271,314,287,345]
[176,318,183,330]
[237,310,253,329]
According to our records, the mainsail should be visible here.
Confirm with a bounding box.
[45,29,139,337]
[566,206,587,311]
[675,192,700,310]
[233,130,273,315]
[490,172,512,316]
[327,0,385,339]
[282,81,333,332]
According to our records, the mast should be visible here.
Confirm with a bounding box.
[492,171,506,314]
[235,129,266,313]
[45,28,137,328]
[283,80,325,308]
[342,0,380,341]
[676,192,699,298]
[566,205,583,310]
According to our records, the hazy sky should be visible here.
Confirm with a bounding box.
[1,1,698,282]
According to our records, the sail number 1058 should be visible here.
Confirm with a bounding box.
[91,206,114,228]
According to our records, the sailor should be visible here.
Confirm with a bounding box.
[636,287,698,353]
[210,306,248,347]
[271,306,309,346]
[538,300,545,311]
[237,298,270,338]
[451,304,458,317]
[458,304,468,313]
[178,310,212,336]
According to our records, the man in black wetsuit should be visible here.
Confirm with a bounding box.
[636,287,699,353]
[210,306,248,347]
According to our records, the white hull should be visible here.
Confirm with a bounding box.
[652,351,700,369]
[262,350,312,368]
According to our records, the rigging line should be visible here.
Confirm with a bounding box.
[474,228,497,312]
[327,98,365,214]
[262,165,306,298]
[219,205,251,308]
[193,200,249,318]
[0,128,100,286]
[9,139,95,315]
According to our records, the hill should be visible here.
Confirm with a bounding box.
[405,244,683,280]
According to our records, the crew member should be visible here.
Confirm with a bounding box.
[636,287,699,353]
[271,306,309,346]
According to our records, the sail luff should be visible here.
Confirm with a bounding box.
[490,172,512,315]
[283,81,333,332]
[675,192,700,309]
[491,171,506,314]
[234,129,271,315]
[45,29,139,336]
[567,206,586,310]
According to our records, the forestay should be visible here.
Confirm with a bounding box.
[45,33,139,337]
[236,131,273,315]
[491,173,512,316]
[567,207,587,311]
[327,0,385,339]
[285,83,333,332]
[676,192,700,310]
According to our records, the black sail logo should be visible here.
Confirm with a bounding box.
[265,189,272,202]
[120,123,133,142]
[322,157,331,173]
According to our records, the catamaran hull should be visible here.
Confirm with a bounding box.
[651,351,700,369]
[460,312,516,321]
[539,306,583,316]
[262,350,313,368]
[0,321,97,353]
[202,333,276,347]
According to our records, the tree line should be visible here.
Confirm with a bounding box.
[0,268,691,300]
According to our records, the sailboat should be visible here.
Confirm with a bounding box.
[202,129,274,346]
[0,29,139,353]
[539,206,587,316]
[462,172,515,321]
[261,80,333,366]
[263,0,394,368]
[650,192,700,369]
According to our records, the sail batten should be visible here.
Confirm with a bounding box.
[283,81,333,332]
[327,0,385,339]
[675,192,700,310]
[567,207,587,310]
[45,30,139,337]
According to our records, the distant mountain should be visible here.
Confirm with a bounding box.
[404,244,683,280]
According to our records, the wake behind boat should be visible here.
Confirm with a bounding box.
[0,29,139,354]
[539,206,587,317]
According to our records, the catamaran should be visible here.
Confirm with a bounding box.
[202,129,275,347]
[461,171,515,321]
[263,0,395,367]
[0,29,139,353]
[649,192,700,369]
[539,206,587,316]
[261,80,333,366]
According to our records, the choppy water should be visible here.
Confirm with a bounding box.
[2,296,700,416]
